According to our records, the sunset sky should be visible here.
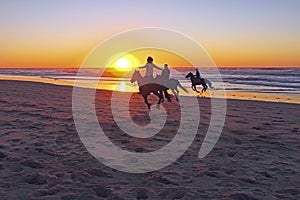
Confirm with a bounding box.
[1,0,300,68]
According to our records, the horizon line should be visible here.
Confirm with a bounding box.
[0,66,300,69]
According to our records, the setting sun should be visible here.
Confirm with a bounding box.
[107,54,141,72]
[116,58,130,69]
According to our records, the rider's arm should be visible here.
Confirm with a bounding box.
[138,65,146,69]
[153,64,163,70]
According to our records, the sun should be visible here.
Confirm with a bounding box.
[107,54,141,73]
[116,58,130,69]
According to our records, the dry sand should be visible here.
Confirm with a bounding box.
[0,80,299,200]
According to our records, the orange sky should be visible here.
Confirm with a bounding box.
[2,37,299,68]
[1,1,300,68]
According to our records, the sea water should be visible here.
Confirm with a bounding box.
[0,67,299,98]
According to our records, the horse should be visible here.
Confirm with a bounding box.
[130,70,169,110]
[185,72,213,93]
[156,75,188,101]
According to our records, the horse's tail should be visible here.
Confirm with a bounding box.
[177,80,188,93]
[204,79,214,88]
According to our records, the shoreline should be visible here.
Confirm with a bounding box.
[1,76,299,105]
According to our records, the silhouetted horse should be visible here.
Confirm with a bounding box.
[156,75,188,101]
[185,72,213,93]
[130,70,170,110]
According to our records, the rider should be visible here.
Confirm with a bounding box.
[161,64,171,101]
[138,56,162,79]
[137,56,161,93]
[161,64,170,80]
[138,57,171,101]
[195,67,201,79]
[195,67,201,84]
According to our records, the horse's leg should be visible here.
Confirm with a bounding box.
[143,94,151,110]
[193,85,200,93]
[152,90,162,110]
[191,84,195,91]
[158,91,164,104]
[161,91,164,103]
[192,84,196,92]
[164,90,171,102]
[203,84,208,92]
[201,84,207,95]
[152,90,161,104]
[172,88,179,101]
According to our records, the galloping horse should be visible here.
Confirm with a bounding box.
[185,72,213,93]
[156,75,188,101]
[130,70,169,110]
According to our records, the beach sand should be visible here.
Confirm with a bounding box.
[0,80,299,199]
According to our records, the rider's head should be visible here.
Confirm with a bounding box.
[147,56,153,63]
[164,64,168,68]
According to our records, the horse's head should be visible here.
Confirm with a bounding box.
[130,70,141,83]
[185,72,193,78]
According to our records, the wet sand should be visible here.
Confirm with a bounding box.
[0,80,299,199]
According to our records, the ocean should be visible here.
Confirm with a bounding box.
[0,67,299,100]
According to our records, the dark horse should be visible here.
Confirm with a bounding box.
[185,72,213,93]
[130,70,169,110]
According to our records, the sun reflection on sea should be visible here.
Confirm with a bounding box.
[113,81,137,92]
[116,81,126,92]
